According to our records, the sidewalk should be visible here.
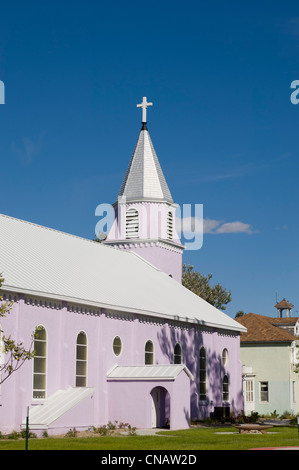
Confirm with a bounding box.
[134,428,169,436]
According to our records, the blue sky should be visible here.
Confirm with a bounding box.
[0,0,299,319]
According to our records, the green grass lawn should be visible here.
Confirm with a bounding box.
[1,426,299,450]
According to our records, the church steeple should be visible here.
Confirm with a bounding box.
[105,98,184,282]
[117,120,174,204]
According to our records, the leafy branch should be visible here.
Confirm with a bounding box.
[0,273,37,385]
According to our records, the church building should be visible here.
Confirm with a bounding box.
[0,98,246,435]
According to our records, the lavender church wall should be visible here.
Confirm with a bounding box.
[0,295,243,434]
[126,244,182,283]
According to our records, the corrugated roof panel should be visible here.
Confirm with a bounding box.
[0,213,246,332]
[21,387,95,428]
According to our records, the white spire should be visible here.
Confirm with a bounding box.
[118,127,173,203]
[117,98,173,204]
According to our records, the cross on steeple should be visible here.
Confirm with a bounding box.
[137,97,153,123]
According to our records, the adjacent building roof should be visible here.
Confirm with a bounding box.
[270,317,299,326]
[0,213,245,333]
[274,298,294,309]
[117,126,174,204]
[107,364,194,381]
[235,313,297,343]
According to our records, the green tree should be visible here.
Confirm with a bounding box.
[235,310,245,318]
[182,264,231,311]
[0,273,36,385]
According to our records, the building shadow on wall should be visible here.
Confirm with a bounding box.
[157,323,242,421]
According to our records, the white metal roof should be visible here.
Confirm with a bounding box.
[0,213,246,332]
[107,364,194,381]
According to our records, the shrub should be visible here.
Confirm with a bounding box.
[118,422,137,435]
[7,431,20,440]
[64,428,78,438]
[20,429,37,439]
[279,410,296,420]
[92,425,110,436]
[92,421,137,436]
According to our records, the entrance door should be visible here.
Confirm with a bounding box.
[244,379,255,415]
[151,388,161,428]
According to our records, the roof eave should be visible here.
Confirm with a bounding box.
[113,197,176,207]
[240,340,296,344]
[2,285,246,334]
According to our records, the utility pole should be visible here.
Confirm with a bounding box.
[25,406,29,450]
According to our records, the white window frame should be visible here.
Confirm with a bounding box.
[245,379,254,403]
[222,348,228,366]
[33,325,47,399]
[126,208,139,239]
[76,331,88,387]
[174,343,182,364]
[145,340,154,365]
[222,375,229,402]
[260,381,269,403]
[167,211,173,240]
[199,347,207,401]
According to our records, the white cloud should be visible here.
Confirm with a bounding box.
[214,221,254,234]
[203,218,223,234]
[176,216,255,235]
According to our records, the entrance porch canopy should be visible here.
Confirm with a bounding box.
[107,364,194,430]
[107,364,194,381]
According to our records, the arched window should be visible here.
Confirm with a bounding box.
[223,375,229,402]
[167,211,173,240]
[126,208,139,239]
[76,331,87,387]
[33,326,47,399]
[174,343,182,364]
[222,348,228,366]
[145,340,154,365]
[199,347,207,401]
